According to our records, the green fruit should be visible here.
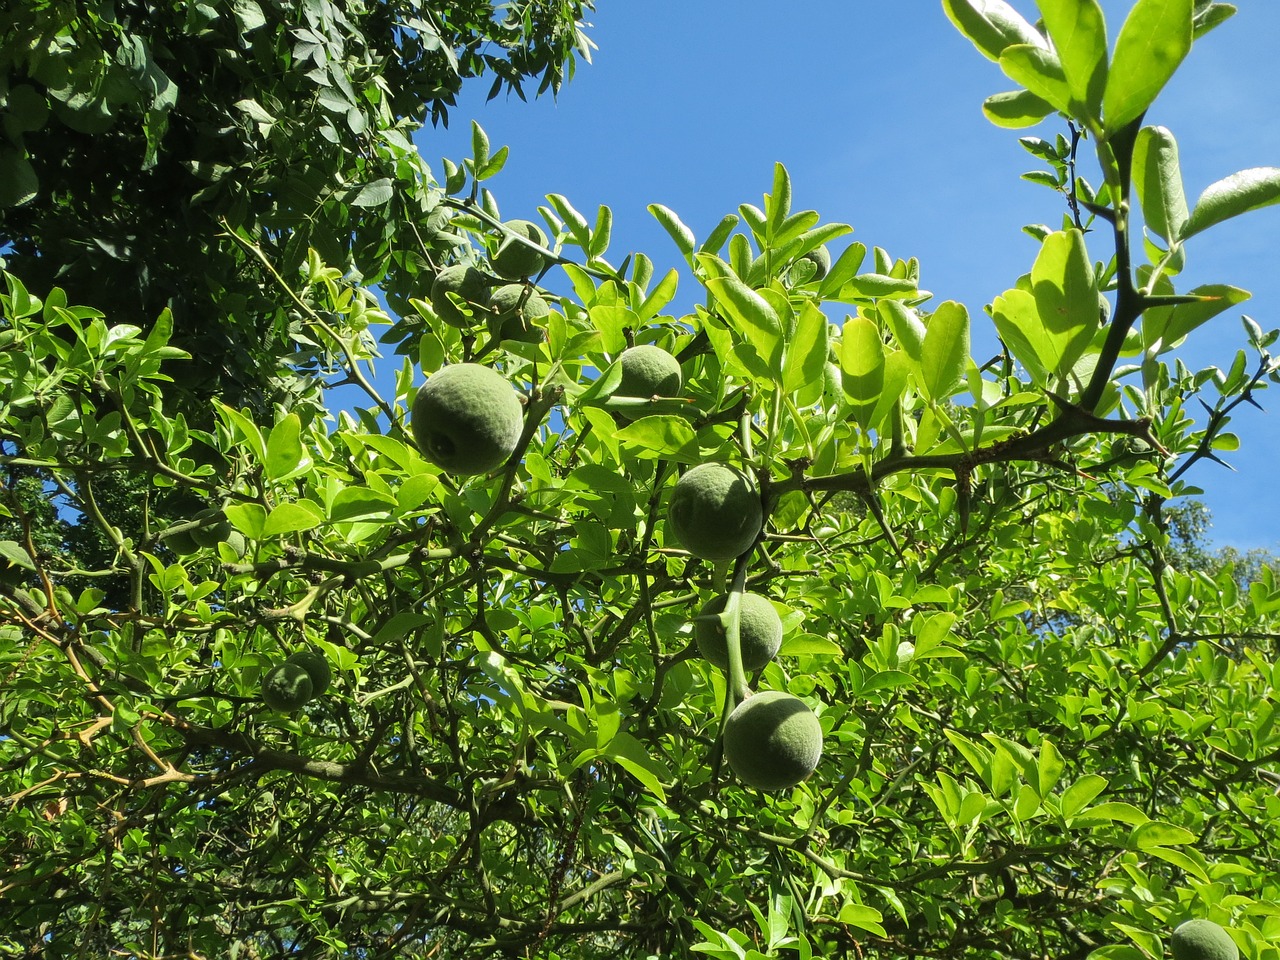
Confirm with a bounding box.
[613,345,682,418]
[286,648,332,697]
[431,264,491,328]
[411,363,524,476]
[1172,921,1238,960]
[164,526,201,556]
[261,662,314,712]
[223,529,248,559]
[723,690,823,790]
[489,283,549,343]
[667,463,763,561]
[491,219,549,280]
[190,507,232,548]
[694,592,783,672]
[799,246,830,280]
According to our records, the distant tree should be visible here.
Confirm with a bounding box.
[8,3,1280,960]
[0,0,595,412]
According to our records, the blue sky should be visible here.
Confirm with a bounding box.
[414,1,1280,551]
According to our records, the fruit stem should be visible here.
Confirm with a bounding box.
[722,554,753,712]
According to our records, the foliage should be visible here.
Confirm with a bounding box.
[6,2,1280,959]
[0,0,594,412]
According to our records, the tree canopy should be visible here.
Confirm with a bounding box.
[7,2,1280,959]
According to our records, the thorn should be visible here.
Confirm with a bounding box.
[1204,451,1236,471]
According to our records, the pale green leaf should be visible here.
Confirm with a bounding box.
[1103,0,1193,133]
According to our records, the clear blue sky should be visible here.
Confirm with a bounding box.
[415,1,1280,551]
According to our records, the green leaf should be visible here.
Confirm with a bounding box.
[1130,820,1197,849]
[878,300,926,363]
[614,416,699,460]
[1000,44,1072,116]
[699,255,784,374]
[1181,167,1280,240]
[224,503,267,540]
[766,162,793,237]
[942,0,1047,62]
[638,269,679,323]
[782,302,829,394]
[215,402,268,463]
[840,315,885,431]
[604,731,668,801]
[992,287,1053,384]
[470,120,490,172]
[1037,739,1065,797]
[1035,0,1108,124]
[920,301,970,402]
[1060,773,1108,819]
[1132,125,1189,241]
[1144,283,1250,349]
[0,147,39,207]
[649,204,696,261]
[330,487,397,522]
[262,500,325,537]
[982,89,1055,128]
[1103,0,1193,134]
[350,178,393,208]
[1074,800,1150,824]
[1030,229,1097,379]
[778,634,844,656]
[264,413,310,481]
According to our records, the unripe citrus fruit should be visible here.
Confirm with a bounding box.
[261,662,314,712]
[492,219,549,280]
[489,283,549,343]
[694,592,783,672]
[667,463,763,561]
[723,690,823,790]
[163,525,201,556]
[411,363,524,476]
[190,507,232,548]
[431,264,491,328]
[614,345,682,418]
[799,246,830,280]
[1172,921,1238,960]
[286,648,332,697]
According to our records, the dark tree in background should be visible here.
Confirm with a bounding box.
[0,0,594,410]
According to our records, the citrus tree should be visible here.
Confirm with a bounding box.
[5,1,1280,958]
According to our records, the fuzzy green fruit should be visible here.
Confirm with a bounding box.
[667,462,763,561]
[261,662,314,712]
[431,264,492,328]
[491,219,549,280]
[190,507,232,548]
[489,283,549,343]
[411,363,524,476]
[222,529,248,559]
[695,592,783,672]
[613,345,682,418]
[163,526,201,556]
[286,648,332,697]
[723,690,823,790]
[1172,921,1238,960]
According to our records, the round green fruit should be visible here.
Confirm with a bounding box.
[286,648,332,697]
[723,690,823,790]
[667,462,763,561]
[431,264,491,328]
[613,345,682,418]
[163,525,201,556]
[190,507,232,548]
[799,246,830,280]
[695,592,783,672]
[222,529,248,559]
[261,662,314,712]
[491,219,549,280]
[489,283,549,343]
[1172,921,1238,960]
[411,363,524,476]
